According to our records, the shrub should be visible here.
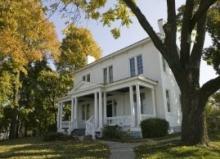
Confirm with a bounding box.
[43,132,72,141]
[102,125,125,140]
[206,107,220,133]
[140,118,169,138]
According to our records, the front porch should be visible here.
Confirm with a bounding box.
[57,76,157,138]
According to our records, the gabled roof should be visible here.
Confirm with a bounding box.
[68,81,103,95]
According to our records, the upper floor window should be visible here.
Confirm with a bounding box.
[137,55,143,74]
[130,57,136,77]
[166,89,171,112]
[82,73,90,82]
[103,65,113,84]
[109,65,113,83]
[103,68,108,84]
[130,55,143,77]
[162,57,166,72]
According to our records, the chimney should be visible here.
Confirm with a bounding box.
[158,18,165,36]
[86,55,96,64]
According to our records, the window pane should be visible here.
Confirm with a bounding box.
[87,74,90,82]
[103,68,107,84]
[162,57,166,72]
[137,55,143,74]
[109,66,113,83]
[82,76,86,81]
[130,58,136,77]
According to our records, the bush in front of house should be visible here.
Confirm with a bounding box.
[140,118,169,138]
[43,132,73,141]
[206,107,220,133]
[102,125,125,140]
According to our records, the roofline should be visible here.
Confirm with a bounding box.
[74,36,153,74]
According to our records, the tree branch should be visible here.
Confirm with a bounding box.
[122,0,166,55]
[164,0,179,62]
[180,0,194,68]
[200,76,220,99]
[190,0,217,31]
[190,11,207,86]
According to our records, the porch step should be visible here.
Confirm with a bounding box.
[71,129,85,137]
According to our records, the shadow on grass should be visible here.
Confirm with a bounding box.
[0,138,110,159]
[135,134,220,159]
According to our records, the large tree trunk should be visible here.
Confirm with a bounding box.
[9,108,19,139]
[181,89,209,145]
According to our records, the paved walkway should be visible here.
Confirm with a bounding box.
[101,141,141,159]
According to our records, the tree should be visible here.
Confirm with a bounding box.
[0,0,59,139]
[59,24,102,71]
[204,3,220,74]
[51,0,220,145]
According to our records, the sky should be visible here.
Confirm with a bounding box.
[48,0,217,85]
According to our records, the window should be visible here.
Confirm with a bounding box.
[103,68,108,84]
[87,74,90,82]
[130,55,144,77]
[82,74,90,82]
[140,93,145,114]
[137,55,143,74]
[162,57,166,72]
[82,75,86,81]
[103,66,113,84]
[166,89,171,112]
[109,65,113,83]
[130,57,136,77]
[107,100,117,117]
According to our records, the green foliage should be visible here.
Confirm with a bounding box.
[203,4,220,74]
[59,24,101,71]
[47,0,133,39]
[135,132,220,159]
[140,118,169,138]
[43,132,72,141]
[102,125,125,140]
[206,93,220,133]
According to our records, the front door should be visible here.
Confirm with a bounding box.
[107,100,117,117]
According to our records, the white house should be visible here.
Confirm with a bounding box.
[57,21,182,138]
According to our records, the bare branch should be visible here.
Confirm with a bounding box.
[180,0,194,67]
[164,0,179,61]
[200,76,220,99]
[190,12,207,84]
[122,0,166,55]
[190,0,217,30]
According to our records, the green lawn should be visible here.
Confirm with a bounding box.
[135,132,220,159]
[0,137,110,159]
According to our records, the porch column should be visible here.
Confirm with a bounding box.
[136,84,141,126]
[151,87,156,116]
[129,86,135,127]
[99,91,103,129]
[94,92,98,128]
[73,97,78,128]
[103,92,107,125]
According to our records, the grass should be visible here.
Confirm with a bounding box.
[0,137,110,159]
[135,132,220,159]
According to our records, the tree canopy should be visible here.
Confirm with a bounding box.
[59,24,102,71]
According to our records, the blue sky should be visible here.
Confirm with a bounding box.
[48,0,217,85]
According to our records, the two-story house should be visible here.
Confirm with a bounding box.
[57,22,182,138]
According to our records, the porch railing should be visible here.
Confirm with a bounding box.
[85,115,95,139]
[106,116,131,127]
[61,121,70,129]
